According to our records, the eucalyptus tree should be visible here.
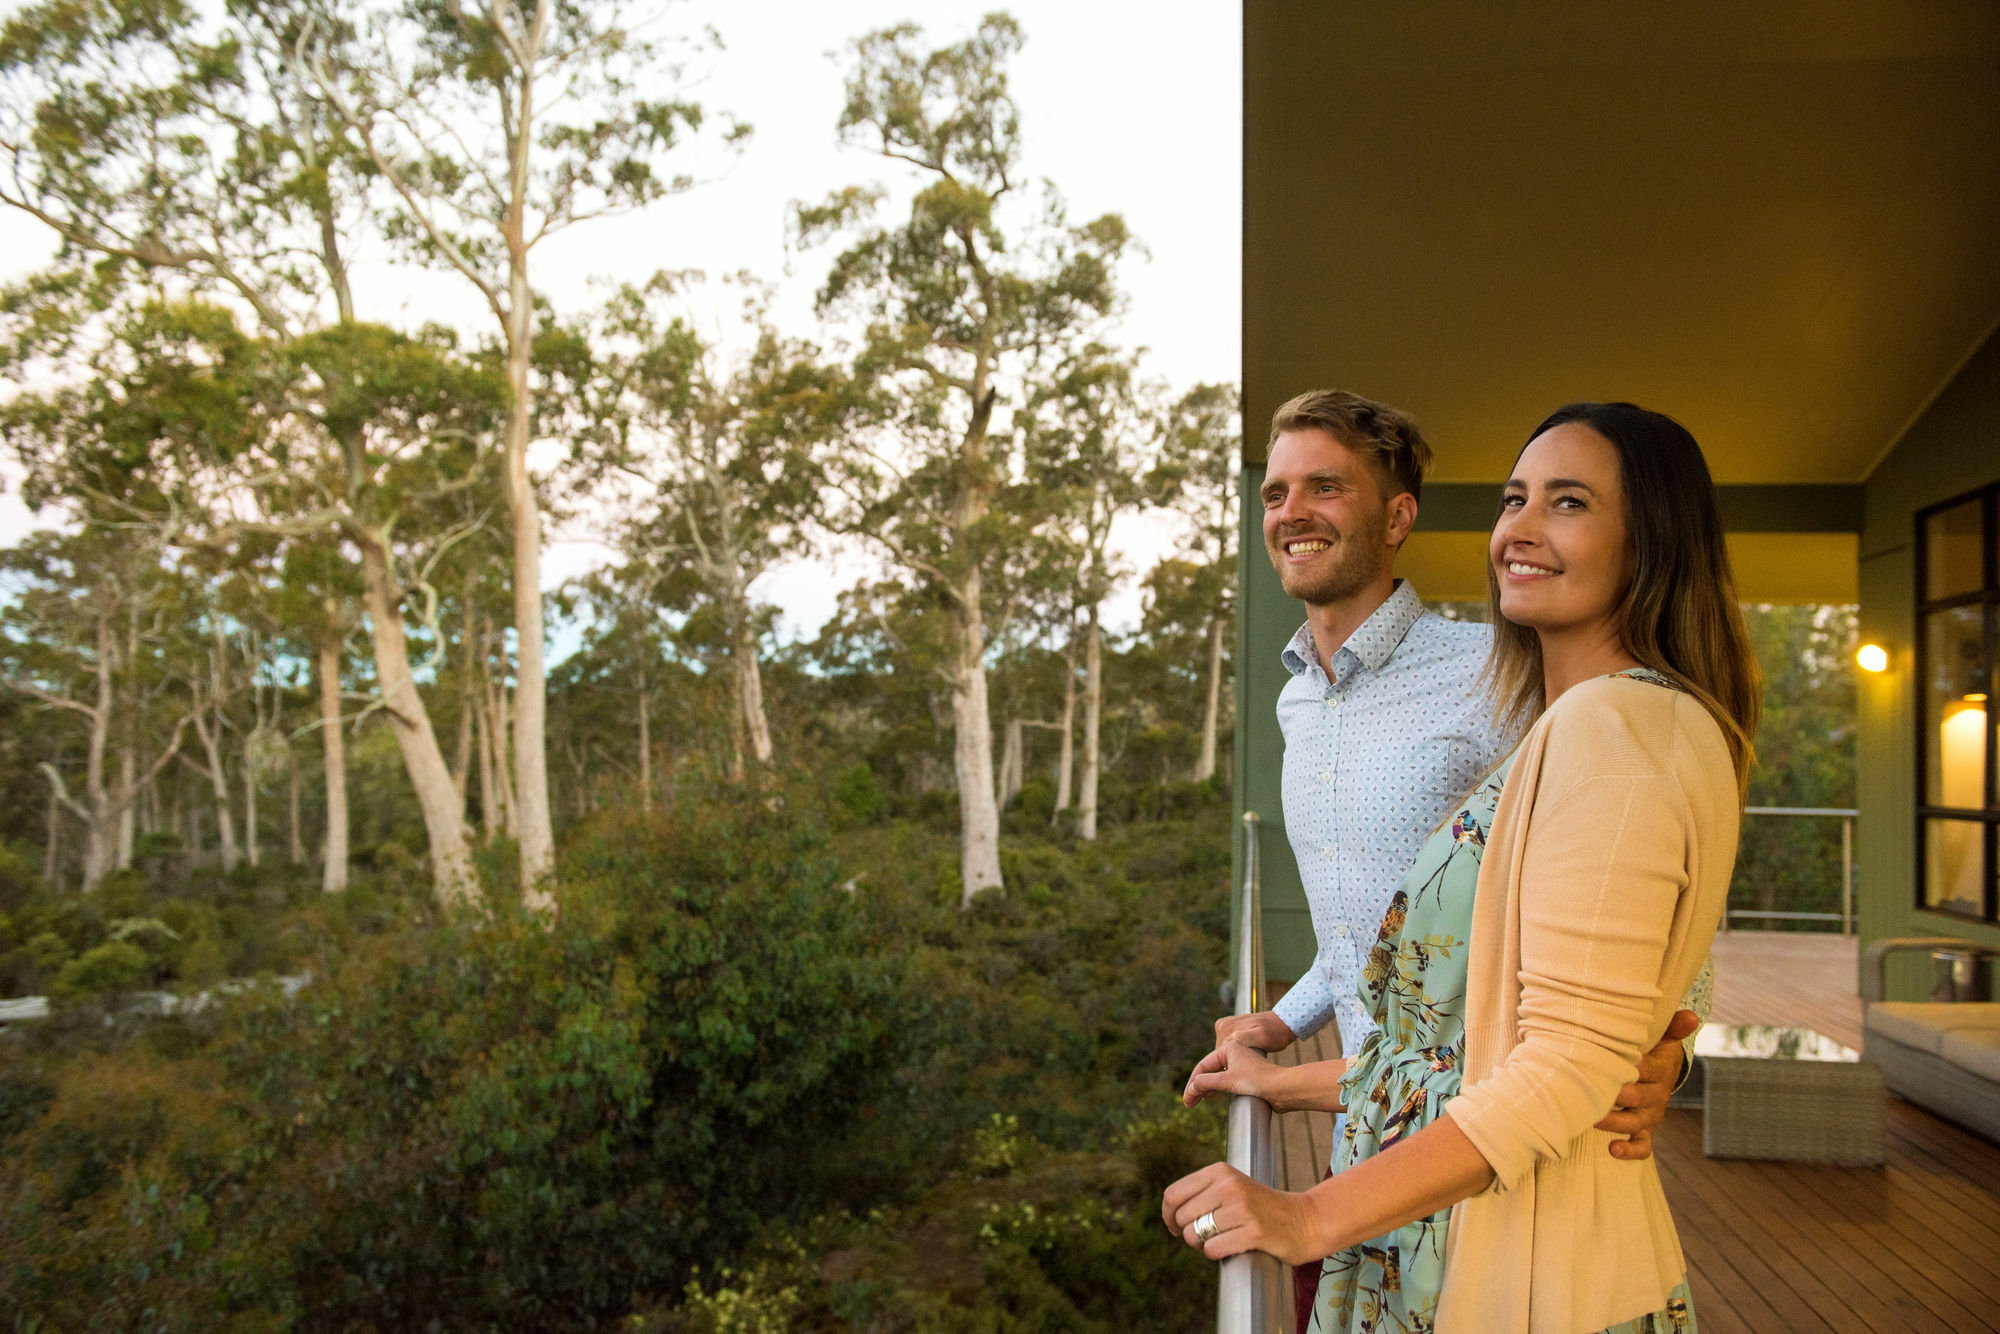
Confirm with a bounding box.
[0,529,197,889]
[594,278,849,777]
[0,298,263,882]
[297,0,747,892]
[556,566,677,810]
[1020,344,1154,839]
[1150,382,1238,782]
[0,3,494,902]
[276,537,359,889]
[225,321,504,906]
[797,14,1132,900]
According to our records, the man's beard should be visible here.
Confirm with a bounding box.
[1269,511,1390,606]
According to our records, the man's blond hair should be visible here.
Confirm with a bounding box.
[1268,389,1434,502]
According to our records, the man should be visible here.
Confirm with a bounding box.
[1213,388,1700,1146]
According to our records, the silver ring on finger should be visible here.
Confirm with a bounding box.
[1193,1210,1220,1243]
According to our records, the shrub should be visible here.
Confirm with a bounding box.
[0,786,1235,1333]
[830,762,886,826]
[139,785,919,1331]
[49,940,150,1008]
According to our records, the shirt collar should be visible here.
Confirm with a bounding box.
[1279,579,1428,681]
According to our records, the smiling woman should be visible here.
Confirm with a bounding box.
[1485,402,1763,785]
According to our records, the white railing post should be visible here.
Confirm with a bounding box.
[1841,814,1854,937]
[1218,812,1282,1334]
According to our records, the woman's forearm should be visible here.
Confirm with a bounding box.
[1298,1112,1496,1256]
[1266,1056,1351,1114]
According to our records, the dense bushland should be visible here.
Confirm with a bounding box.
[0,780,1230,1331]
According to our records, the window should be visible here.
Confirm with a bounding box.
[1918,484,1999,921]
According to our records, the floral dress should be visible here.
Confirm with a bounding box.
[1308,668,1697,1334]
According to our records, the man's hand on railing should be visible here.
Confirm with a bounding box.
[1592,1008,1701,1162]
[1162,1162,1325,1266]
[1184,1039,1354,1114]
[1214,1008,1296,1052]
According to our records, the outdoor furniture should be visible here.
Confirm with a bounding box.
[1861,937,2000,1143]
[1690,1023,1886,1164]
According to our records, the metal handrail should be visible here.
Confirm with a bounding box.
[1725,805,1858,934]
[1217,812,1282,1334]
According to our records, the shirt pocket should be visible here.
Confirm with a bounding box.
[1420,737,1483,807]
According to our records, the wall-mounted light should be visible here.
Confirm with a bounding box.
[1857,643,1889,673]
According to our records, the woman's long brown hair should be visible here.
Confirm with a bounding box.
[1485,402,1761,793]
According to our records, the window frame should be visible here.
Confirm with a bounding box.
[1914,482,2000,924]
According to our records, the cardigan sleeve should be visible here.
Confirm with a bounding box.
[1443,741,1694,1193]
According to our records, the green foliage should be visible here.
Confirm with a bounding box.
[0,787,1232,1331]
[48,939,149,1007]
[969,1113,1030,1177]
[1733,604,1859,927]
[830,761,886,826]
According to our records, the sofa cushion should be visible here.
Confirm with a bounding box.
[1865,1001,2000,1054]
[1939,1029,2000,1084]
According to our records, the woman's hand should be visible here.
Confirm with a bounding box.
[1183,1040,1278,1108]
[1183,1043,1352,1114]
[1160,1162,1327,1265]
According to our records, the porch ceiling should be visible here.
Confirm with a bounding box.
[1243,2,2000,484]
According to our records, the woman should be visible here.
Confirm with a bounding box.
[1163,403,1759,1334]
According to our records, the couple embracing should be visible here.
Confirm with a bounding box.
[1163,391,1758,1334]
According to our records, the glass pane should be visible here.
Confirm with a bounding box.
[1926,496,1986,600]
[1924,818,1985,917]
[1925,606,1990,808]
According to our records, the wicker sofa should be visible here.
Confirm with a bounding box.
[1861,936,2000,1142]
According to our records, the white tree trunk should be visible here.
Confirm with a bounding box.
[637,672,652,813]
[360,540,478,908]
[43,783,60,890]
[191,710,239,873]
[242,748,260,868]
[1080,608,1112,840]
[734,613,775,769]
[997,716,1023,808]
[452,680,474,806]
[116,744,136,869]
[452,598,475,805]
[476,688,501,837]
[503,274,557,911]
[76,612,118,888]
[1051,624,1077,822]
[1196,611,1225,783]
[1079,604,1103,841]
[951,573,1005,904]
[318,634,349,893]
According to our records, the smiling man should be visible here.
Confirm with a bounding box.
[1201,391,1702,1319]
[1235,390,1501,1057]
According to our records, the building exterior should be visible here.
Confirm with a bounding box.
[1236,3,2000,998]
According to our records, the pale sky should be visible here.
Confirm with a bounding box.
[0,0,1242,644]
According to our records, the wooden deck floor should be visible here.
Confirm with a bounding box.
[1262,932,2000,1333]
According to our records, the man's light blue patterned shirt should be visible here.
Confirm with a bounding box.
[1271,581,1512,1054]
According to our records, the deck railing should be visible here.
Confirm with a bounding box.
[1217,811,1283,1334]
[1724,806,1858,934]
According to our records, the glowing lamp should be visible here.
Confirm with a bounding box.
[1942,695,1987,808]
[1856,643,1889,673]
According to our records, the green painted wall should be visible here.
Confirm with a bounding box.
[1859,324,2000,1000]
[1232,463,1315,984]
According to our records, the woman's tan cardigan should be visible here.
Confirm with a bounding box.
[1437,674,1739,1334]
